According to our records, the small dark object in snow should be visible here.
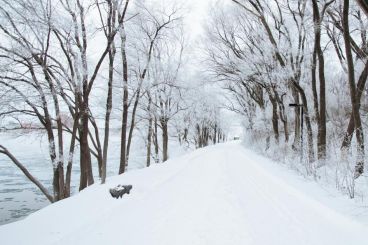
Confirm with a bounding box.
[109,185,132,199]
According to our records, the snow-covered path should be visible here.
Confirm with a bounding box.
[0,142,367,245]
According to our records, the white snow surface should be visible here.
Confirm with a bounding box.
[1,142,367,245]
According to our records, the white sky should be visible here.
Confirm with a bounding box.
[183,0,212,38]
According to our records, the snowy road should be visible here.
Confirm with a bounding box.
[0,142,367,245]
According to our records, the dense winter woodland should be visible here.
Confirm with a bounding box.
[1,0,368,244]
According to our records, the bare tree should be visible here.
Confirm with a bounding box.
[342,0,365,177]
[311,0,335,162]
[119,2,182,172]
[0,0,70,201]
[58,0,130,189]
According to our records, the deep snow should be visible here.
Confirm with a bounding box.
[0,142,367,245]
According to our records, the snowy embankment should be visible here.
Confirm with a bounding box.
[1,142,367,245]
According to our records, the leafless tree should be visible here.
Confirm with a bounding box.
[119,2,183,172]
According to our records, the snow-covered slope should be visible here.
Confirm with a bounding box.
[0,142,367,245]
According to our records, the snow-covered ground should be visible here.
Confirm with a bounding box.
[1,141,367,245]
[0,130,189,225]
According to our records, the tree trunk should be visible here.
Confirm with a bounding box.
[102,42,116,183]
[311,47,320,123]
[283,119,289,143]
[79,99,94,191]
[274,91,288,143]
[341,61,368,149]
[268,90,279,143]
[343,0,365,177]
[119,25,129,174]
[312,0,327,161]
[154,117,159,163]
[184,128,188,145]
[89,117,103,178]
[64,114,79,197]
[126,89,141,166]
[146,95,153,167]
[292,89,301,150]
[53,163,64,201]
[293,81,315,163]
[213,124,217,144]
[161,118,169,162]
